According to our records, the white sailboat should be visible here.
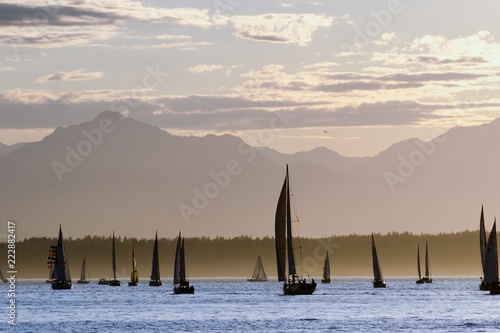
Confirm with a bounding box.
[321,251,331,283]
[149,231,162,286]
[371,234,386,288]
[275,165,316,295]
[484,220,500,294]
[416,242,432,284]
[51,225,72,290]
[128,248,139,286]
[77,257,90,284]
[109,231,120,286]
[173,231,194,294]
[247,255,268,282]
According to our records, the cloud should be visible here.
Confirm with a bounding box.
[214,13,334,46]
[34,69,103,83]
[0,1,212,48]
[187,64,224,74]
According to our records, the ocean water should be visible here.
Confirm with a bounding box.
[3,277,499,332]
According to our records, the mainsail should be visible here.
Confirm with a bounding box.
[80,257,88,282]
[480,206,487,276]
[0,267,6,282]
[323,251,331,281]
[424,241,431,279]
[417,244,422,279]
[112,232,117,279]
[173,232,185,284]
[150,232,161,282]
[484,220,499,285]
[275,173,287,282]
[131,249,138,284]
[371,234,383,282]
[54,225,71,283]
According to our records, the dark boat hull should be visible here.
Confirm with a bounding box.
[416,277,432,284]
[51,280,73,290]
[373,279,386,288]
[109,279,121,286]
[321,278,331,284]
[77,280,90,284]
[128,281,138,286]
[174,284,195,294]
[283,280,317,295]
[98,278,110,285]
[149,280,163,286]
[247,278,267,282]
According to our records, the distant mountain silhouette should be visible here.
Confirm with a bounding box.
[0,142,24,158]
[1,111,499,239]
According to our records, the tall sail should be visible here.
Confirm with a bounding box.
[173,232,182,284]
[131,249,138,284]
[112,232,117,279]
[150,232,160,281]
[180,239,186,281]
[275,171,287,282]
[424,241,430,278]
[54,225,71,282]
[417,244,421,279]
[480,206,487,276]
[250,255,267,281]
[323,251,331,281]
[371,234,383,281]
[484,220,499,284]
[80,257,87,281]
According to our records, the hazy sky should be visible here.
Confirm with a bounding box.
[1,0,500,156]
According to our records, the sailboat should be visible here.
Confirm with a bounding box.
[128,248,139,286]
[484,220,500,294]
[77,257,91,284]
[416,242,432,284]
[247,255,268,282]
[321,251,331,283]
[479,206,489,290]
[275,165,316,295]
[149,231,162,286]
[173,232,195,294]
[371,234,386,288]
[109,231,120,286]
[51,225,73,290]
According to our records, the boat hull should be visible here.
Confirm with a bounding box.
[373,279,386,288]
[416,277,432,284]
[247,278,267,282]
[98,278,110,285]
[283,280,317,295]
[480,281,494,291]
[321,278,331,284]
[51,280,73,290]
[174,284,195,294]
[77,280,90,284]
[128,281,138,286]
[149,280,163,286]
[489,282,500,295]
[109,279,121,286]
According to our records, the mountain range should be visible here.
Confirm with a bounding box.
[1,111,498,239]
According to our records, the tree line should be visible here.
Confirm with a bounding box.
[0,231,483,279]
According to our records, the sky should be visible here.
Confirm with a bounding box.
[1,0,500,156]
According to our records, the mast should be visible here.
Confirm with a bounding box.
[371,234,383,281]
[275,168,287,282]
[480,205,487,276]
[484,220,499,284]
[323,252,330,280]
[174,232,182,284]
[285,165,296,276]
[180,238,186,281]
[417,243,421,279]
[425,241,430,278]
[150,231,160,281]
[112,232,117,279]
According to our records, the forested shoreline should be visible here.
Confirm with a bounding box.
[1,231,483,279]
